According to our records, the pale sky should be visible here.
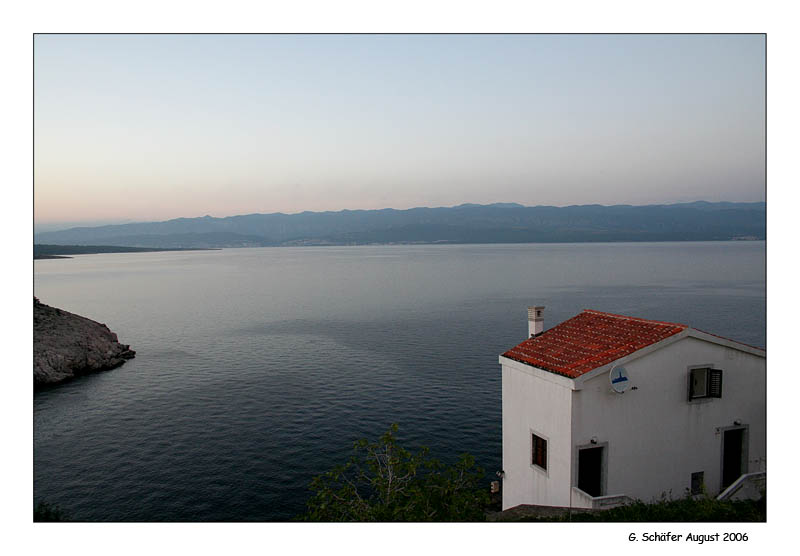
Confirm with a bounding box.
[33,34,765,227]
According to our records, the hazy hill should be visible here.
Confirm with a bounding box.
[33,244,217,259]
[34,202,766,248]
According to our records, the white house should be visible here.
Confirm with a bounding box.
[499,307,765,511]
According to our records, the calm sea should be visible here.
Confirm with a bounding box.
[33,242,765,521]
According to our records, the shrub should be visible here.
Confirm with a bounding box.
[302,424,490,521]
[34,501,68,522]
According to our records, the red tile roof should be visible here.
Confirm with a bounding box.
[502,309,687,378]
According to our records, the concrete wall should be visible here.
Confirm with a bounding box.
[501,358,573,509]
[571,336,765,502]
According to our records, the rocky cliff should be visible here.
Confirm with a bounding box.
[34,297,135,388]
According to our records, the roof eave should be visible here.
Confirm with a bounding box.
[499,355,578,390]
[573,329,690,388]
[572,328,765,388]
[685,328,766,357]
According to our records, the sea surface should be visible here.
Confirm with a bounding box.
[33,242,766,521]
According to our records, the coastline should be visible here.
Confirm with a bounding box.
[33,297,136,389]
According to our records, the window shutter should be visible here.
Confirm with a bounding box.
[709,369,723,398]
[531,434,547,470]
[539,437,547,469]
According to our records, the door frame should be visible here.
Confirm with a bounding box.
[573,441,608,497]
[719,424,749,493]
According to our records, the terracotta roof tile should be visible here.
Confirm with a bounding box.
[502,309,687,378]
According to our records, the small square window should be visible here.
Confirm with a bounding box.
[531,433,547,470]
[689,368,722,400]
[691,471,704,495]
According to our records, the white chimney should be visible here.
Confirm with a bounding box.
[528,306,545,338]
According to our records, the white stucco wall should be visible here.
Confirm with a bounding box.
[571,336,765,502]
[501,358,574,509]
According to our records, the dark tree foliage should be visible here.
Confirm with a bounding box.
[302,424,490,521]
[34,501,68,522]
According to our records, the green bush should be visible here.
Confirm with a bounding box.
[34,501,68,522]
[301,424,490,521]
[518,493,765,522]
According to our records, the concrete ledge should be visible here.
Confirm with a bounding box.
[716,472,766,502]
[490,491,635,521]
[487,504,593,521]
[572,487,634,510]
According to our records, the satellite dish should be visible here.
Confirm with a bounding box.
[609,365,631,393]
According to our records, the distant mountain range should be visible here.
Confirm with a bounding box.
[34,201,766,248]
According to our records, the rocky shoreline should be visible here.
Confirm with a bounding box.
[34,297,135,389]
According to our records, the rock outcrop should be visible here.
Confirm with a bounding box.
[34,297,135,389]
